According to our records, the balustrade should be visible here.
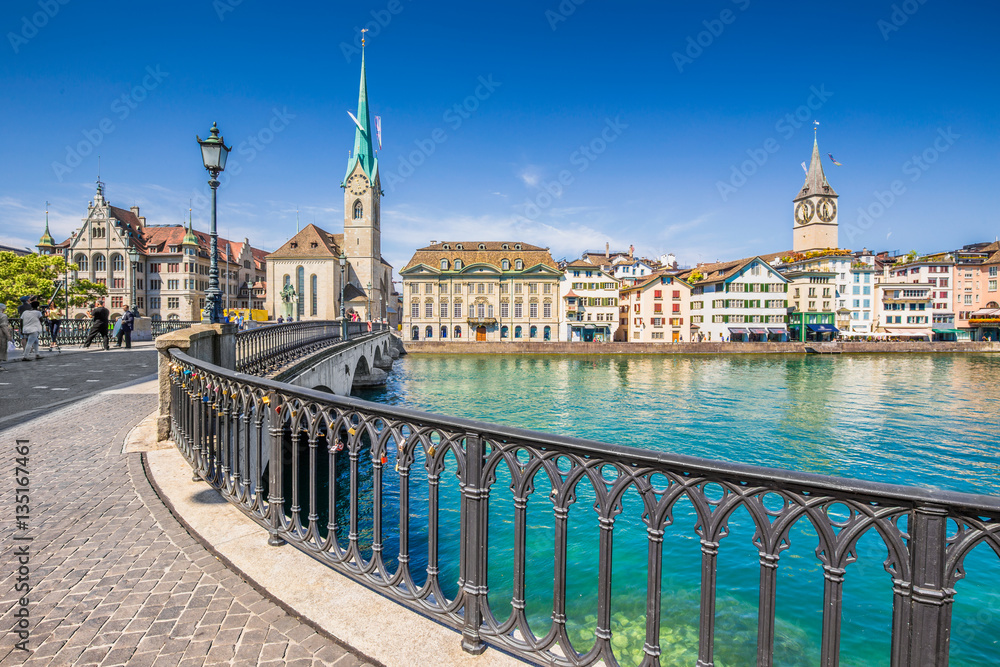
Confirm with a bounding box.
[167,347,1000,666]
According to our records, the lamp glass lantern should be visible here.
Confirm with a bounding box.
[198,122,230,174]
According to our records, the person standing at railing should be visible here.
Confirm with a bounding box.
[82,302,110,351]
[46,304,63,352]
[0,310,13,372]
[20,301,45,361]
[115,306,134,349]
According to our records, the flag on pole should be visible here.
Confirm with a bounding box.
[375,116,382,150]
[801,161,809,175]
[827,153,843,166]
[347,110,364,133]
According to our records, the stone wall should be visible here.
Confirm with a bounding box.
[404,340,1000,355]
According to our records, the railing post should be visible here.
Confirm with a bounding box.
[460,432,488,655]
[267,392,286,547]
[908,506,953,666]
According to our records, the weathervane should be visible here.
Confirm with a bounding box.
[361,28,369,49]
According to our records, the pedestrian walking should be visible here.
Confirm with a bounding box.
[115,306,135,349]
[46,304,63,351]
[20,302,45,361]
[82,302,111,350]
[0,310,13,372]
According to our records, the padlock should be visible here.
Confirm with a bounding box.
[427,445,437,457]
[348,427,356,436]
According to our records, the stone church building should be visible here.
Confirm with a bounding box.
[266,53,393,322]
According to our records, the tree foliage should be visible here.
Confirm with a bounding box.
[0,252,107,317]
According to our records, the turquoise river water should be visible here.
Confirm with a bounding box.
[350,353,1000,666]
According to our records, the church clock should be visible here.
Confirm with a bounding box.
[346,174,369,196]
[817,197,837,222]
[794,200,814,225]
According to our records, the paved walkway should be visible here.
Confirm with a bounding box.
[0,383,377,666]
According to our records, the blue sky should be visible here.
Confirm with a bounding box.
[1,0,997,273]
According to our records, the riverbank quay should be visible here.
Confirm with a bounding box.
[0,378,376,667]
[403,340,1000,354]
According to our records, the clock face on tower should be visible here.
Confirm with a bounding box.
[795,200,815,225]
[817,197,837,222]
[346,174,369,196]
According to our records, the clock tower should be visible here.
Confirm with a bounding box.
[343,51,382,318]
[792,133,839,253]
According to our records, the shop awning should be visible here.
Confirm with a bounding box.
[728,327,749,334]
[885,328,933,338]
[807,324,839,333]
[767,327,788,334]
[749,328,768,335]
[932,328,962,334]
[970,308,1000,317]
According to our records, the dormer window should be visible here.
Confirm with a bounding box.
[310,242,318,248]
[501,259,510,270]
[455,259,463,270]
[501,243,509,250]
[456,243,464,250]
[514,244,522,250]
[440,259,448,270]
[515,259,523,270]
[290,242,298,248]
[443,243,450,249]
[478,243,486,250]
[353,201,363,219]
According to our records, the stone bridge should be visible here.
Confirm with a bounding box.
[273,331,402,395]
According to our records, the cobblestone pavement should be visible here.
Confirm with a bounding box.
[0,389,377,666]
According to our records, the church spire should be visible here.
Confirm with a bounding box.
[796,128,837,200]
[37,202,55,250]
[182,204,198,247]
[343,48,378,184]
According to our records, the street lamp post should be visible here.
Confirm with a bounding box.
[366,281,372,322]
[127,245,139,315]
[338,252,348,340]
[196,122,232,324]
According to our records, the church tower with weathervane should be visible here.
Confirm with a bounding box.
[342,47,386,319]
[792,131,839,252]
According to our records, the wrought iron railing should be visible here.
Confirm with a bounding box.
[151,320,201,338]
[166,348,1000,667]
[10,318,91,347]
[234,320,388,376]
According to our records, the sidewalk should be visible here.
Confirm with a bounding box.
[0,380,376,667]
[4,339,157,364]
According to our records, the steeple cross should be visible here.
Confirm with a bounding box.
[360,28,369,48]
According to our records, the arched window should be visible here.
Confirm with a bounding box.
[478,243,486,250]
[296,266,305,318]
[515,259,523,270]
[514,325,522,339]
[353,200,363,219]
[530,325,538,338]
[544,326,551,341]
[455,259,463,270]
[94,254,106,272]
[501,244,509,250]
[501,259,510,271]
[411,326,419,340]
[425,326,433,339]
[283,274,291,287]
[987,301,999,309]
[311,274,318,316]
[456,244,464,250]
[514,244,522,250]
[501,325,509,338]
[441,326,448,338]
[75,254,88,271]
[441,259,448,270]
[168,314,179,321]
[111,253,124,272]
[454,326,462,339]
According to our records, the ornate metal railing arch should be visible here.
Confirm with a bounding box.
[234,320,388,375]
[167,348,1000,667]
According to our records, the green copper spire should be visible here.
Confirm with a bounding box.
[182,206,198,246]
[37,203,55,248]
[343,51,378,185]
